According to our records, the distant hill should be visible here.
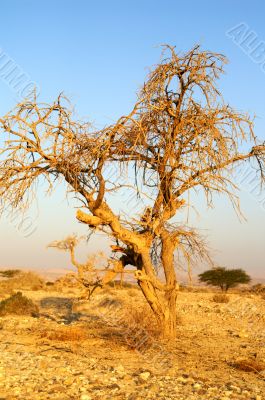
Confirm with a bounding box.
[1,265,264,284]
[0,265,74,281]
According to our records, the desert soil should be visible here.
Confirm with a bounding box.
[0,287,264,400]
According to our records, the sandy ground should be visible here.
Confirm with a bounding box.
[0,286,264,399]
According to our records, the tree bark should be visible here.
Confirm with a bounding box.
[161,290,177,338]
[136,245,179,340]
[139,278,178,339]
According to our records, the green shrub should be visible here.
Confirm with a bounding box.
[0,292,39,316]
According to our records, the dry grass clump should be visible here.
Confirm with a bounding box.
[107,281,136,289]
[98,296,123,309]
[251,283,265,294]
[13,271,45,290]
[212,294,229,303]
[131,307,160,335]
[230,358,265,374]
[179,285,212,293]
[126,288,139,298]
[40,325,88,341]
[124,304,162,340]
[0,292,39,316]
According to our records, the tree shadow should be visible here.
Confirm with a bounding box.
[40,296,73,311]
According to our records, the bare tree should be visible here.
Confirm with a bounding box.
[0,45,264,338]
[48,235,129,299]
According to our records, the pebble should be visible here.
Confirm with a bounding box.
[138,371,151,382]
[193,383,201,390]
[80,395,91,400]
[0,294,264,400]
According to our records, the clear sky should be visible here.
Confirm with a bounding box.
[0,0,265,280]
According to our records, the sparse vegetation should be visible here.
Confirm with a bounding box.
[0,271,45,293]
[45,281,55,287]
[0,269,21,278]
[125,304,164,340]
[0,291,39,316]
[199,267,251,292]
[39,326,88,341]
[1,46,265,339]
[251,283,265,294]
[0,282,264,398]
[212,293,229,303]
[230,358,265,374]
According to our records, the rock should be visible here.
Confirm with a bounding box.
[128,394,140,400]
[50,384,65,393]
[242,390,250,396]
[238,331,249,338]
[193,383,201,390]
[64,377,75,386]
[138,371,151,382]
[148,383,160,393]
[176,376,188,384]
[80,395,91,400]
[115,364,125,374]
[107,383,120,390]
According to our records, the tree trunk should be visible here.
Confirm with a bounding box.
[159,287,178,339]
[138,278,178,340]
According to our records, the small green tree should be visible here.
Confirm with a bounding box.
[198,267,251,292]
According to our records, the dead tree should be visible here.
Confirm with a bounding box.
[1,46,265,338]
[48,235,130,298]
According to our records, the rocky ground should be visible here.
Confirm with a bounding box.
[0,286,264,399]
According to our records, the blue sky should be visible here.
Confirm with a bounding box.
[0,0,265,280]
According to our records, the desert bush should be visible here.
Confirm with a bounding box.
[0,269,21,278]
[40,326,88,341]
[98,296,123,309]
[15,271,45,290]
[0,292,39,316]
[0,271,45,292]
[117,302,180,349]
[212,294,229,303]
[251,283,265,294]
[128,304,159,329]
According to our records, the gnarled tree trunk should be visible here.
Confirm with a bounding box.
[115,241,179,339]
